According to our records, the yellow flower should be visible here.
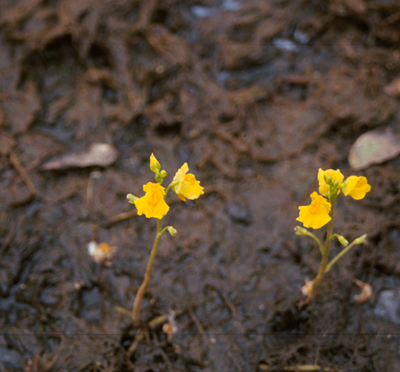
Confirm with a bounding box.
[342,176,371,200]
[318,168,344,196]
[150,153,161,173]
[172,163,204,201]
[297,192,332,229]
[134,182,169,219]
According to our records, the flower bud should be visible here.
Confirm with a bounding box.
[354,234,367,245]
[160,170,167,178]
[155,173,164,184]
[150,153,161,173]
[324,175,333,185]
[127,193,139,204]
[340,179,349,190]
[167,226,177,236]
[295,226,308,235]
[337,235,349,246]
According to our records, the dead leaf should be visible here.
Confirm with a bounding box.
[353,278,373,303]
[348,127,400,170]
[40,143,118,170]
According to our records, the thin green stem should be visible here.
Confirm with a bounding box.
[325,240,357,274]
[305,231,325,255]
[165,184,172,198]
[306,198,335,304]
[132,218,164,325]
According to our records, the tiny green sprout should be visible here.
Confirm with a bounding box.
[127,154,204,325]
[296,168,371,305]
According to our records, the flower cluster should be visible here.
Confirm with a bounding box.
[127,154,204,219]
[127,154,204,324]
[297,169,371,229]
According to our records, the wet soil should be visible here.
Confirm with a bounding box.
[1,0,400,371]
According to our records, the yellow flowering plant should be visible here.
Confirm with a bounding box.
[295,169,371,305]
[127,154,204,325]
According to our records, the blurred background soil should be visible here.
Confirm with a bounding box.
[1,0,400,371]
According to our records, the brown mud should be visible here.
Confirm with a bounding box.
[1,0,400,371]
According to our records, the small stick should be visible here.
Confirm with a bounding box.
[187,303,210,344]
[86,171,101,207]
[127,329,145,357]
[9,151,38,196]
[148,308,186,329]
[220,292,246,334]
[102,210,137,227]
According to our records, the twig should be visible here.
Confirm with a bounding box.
[127,329,145,357]
[102,210,137,227]
[9,151,38,196]
[148,308,186,329]
[86,171,101,207]
[187,303,210,344]
[220,291,246,334]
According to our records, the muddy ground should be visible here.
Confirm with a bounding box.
[1,0,400,371]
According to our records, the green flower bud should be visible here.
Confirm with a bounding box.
[354,234,367,245]
[295,226,308,236]
[127,193,139,204]
[150,153,161,173]
[167,226,177,236]
[160,170,168,178]
[337,235,349,246]
[155,173,164,184]
[340,179,349,190]
[324,175,333,185]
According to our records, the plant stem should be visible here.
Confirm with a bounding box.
[305,231,325,254]
[325,240,357,274]
[306,202,335,304]
[132,218,163,325]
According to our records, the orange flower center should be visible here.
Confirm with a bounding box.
[148,191,160,205]
[309,201,321,214]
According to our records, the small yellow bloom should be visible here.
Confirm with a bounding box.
[134,182,169,219]
[150,153,161,173]
[172,163,204,201]
[318,168,344,196]
[297,192,332,229]
[342,176,371,200]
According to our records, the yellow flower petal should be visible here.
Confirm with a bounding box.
[172,163,204,201]
[172,163,189,184]
[297,192,332,229]
[343,176,371,200]
[134,182,169,219]
[318,168,344,196]
[150,153,161,173]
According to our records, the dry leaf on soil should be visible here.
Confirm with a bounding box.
[348,127,400,170]
[40,143,118,170]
